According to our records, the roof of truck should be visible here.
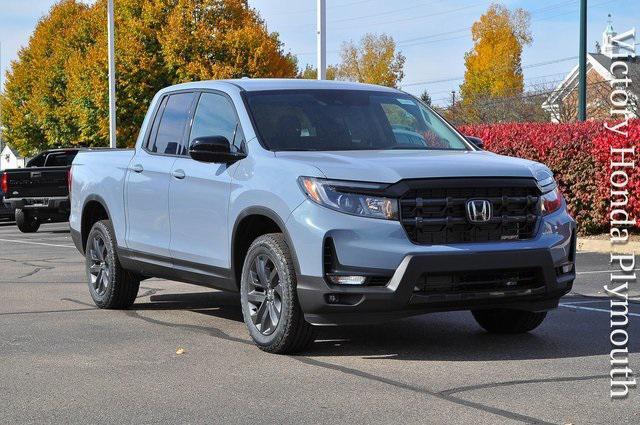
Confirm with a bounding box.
[164,78,401,94]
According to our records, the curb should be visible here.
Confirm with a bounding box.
[577,238,640,254]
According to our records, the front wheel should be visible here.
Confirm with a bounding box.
[472,309,547,334]
[85,220,140,309]
[15,209,40,233]
[240,233,316,354]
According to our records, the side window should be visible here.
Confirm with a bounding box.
[189,93,244,150]
[26,152,47,167]
[150,92,196,155]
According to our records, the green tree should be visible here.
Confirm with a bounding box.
[460,3,532,122]
[1,0,297,153]
[419,90,432,106]
[337,33,405,88]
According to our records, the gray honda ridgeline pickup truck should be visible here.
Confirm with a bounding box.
[69,79,576,354]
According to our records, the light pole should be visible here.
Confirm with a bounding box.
[578,0,587,121]
[107,0,117,148]
[317,0,326,80]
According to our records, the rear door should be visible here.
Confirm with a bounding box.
[168,91,245,271]
[125,92,197,258]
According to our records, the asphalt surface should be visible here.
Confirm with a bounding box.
[1,222,639,424]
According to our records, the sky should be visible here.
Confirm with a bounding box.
[0,0,638,106]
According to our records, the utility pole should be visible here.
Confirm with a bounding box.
[107,0,117,148]
[0,41,4,154]
[451,90,456,106]
[317,0,326,80]
[578,0,587,121]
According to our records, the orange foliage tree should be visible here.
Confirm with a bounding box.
[1,0,297,153]
[460,3,532,123]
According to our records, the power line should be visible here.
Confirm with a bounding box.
[292,0,608,56]
[434,78,616,109]
[400,55,578,87]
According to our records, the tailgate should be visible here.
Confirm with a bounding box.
[4,167,69,199]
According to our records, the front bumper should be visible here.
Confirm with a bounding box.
[287,199,576,326]
[298,247,575,325]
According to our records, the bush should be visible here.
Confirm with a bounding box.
[458,120,639,235]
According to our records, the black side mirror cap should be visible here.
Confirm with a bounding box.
[466,136,484,150]
[189,136,246,164]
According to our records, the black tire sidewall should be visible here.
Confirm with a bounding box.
[16,209,40,233]
[240,237,295,348]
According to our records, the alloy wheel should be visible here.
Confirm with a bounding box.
[247,254,282,335]
[88,234,111,296]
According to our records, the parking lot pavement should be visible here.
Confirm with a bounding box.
[1,222,639,424]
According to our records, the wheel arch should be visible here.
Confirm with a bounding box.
[231,207,300,289]
[80,195,112,253]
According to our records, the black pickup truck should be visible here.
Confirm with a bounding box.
[1,148,81,232]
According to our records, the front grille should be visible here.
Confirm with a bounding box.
[399,179,541,244]
[414,268,542,294]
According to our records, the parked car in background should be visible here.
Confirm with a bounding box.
[0,192,16,221]
[70,79,576,354]
[2,148,81,232]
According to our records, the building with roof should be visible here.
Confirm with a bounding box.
[542,16,639,122]
[1,144,25,170]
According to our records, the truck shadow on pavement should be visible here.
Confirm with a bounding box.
[130,291,638,362]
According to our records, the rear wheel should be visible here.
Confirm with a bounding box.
[472,309,547,334]
[240,233,316,354]
[85,220,139,309]
[15,209,40,233]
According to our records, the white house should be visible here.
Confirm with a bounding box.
[1,144,25,170]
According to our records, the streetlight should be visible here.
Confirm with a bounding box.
[317,0,326,80]
[578,0,587,121]
[107,0,117,148]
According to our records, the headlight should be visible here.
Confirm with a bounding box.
[298,177,398,220]
[540,186,563,215]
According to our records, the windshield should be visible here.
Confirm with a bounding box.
[244,89,470,152]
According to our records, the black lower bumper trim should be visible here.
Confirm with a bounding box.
[298,247,575,326]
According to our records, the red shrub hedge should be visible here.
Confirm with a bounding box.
[458,120,640,235]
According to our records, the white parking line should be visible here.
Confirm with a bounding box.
[559,303,640,317]
[0,238,75,249]
[576,269,640,275]
[561,300,609,305]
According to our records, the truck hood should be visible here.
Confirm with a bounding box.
[275,150,550,183]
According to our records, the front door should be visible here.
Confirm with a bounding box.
[125,92,197,258]
[169,92,245,270]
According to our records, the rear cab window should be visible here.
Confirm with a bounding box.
[146,92,197,156]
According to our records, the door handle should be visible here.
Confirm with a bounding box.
[131,164,144,173]
[172,169,186,179]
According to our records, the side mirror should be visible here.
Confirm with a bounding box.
[466,136,484,150]
[189,136,246,164]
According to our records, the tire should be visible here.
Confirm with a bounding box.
[85,220,140,309]
[472,309,547,334]
[240,233,316,354]
[15,209,40,233]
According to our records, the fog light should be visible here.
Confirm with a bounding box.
[327,275,366,285]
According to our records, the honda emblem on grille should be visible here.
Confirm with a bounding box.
[466,199,492,223]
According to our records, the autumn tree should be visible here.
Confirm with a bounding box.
[1,0,297,153]
[0,0,93,155]
[337,33,405,88]
[460,4,532,123]
[297,64,338,80]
